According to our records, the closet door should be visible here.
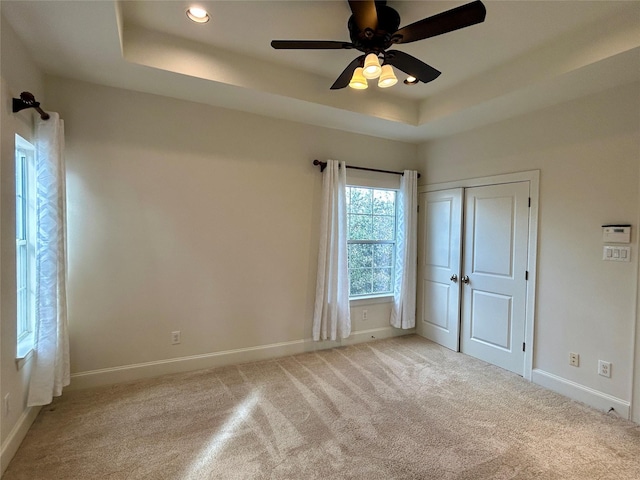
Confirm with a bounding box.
[417,189,463,351]
[459,182,529,375]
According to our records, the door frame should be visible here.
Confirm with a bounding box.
[419,170,540,380]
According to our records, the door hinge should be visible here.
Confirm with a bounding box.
[528,197,531,207]
[417,204,420,212]
[525,271,529,280]
[522,342,526,352]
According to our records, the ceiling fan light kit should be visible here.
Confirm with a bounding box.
[349,67,369,89]
[378,64,398,88]
[362,53,383,79]
[271,0,487,91]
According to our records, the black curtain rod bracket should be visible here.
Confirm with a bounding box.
[12,91,50,120]
[313,159,420,178]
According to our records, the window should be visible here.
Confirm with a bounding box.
[346,186,396,298]
[15,135,35,357]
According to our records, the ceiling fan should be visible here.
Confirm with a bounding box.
[271,0,486,90]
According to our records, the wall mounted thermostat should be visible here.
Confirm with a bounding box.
[602,225,631,244]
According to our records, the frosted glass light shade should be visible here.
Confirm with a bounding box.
[349,67,368,89]
[362,53,382,79]
[378,65,398,88]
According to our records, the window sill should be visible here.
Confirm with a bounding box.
[350,294,394,306]
[16,348,34,370]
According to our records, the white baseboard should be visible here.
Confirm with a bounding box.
[1,405,41,476]
[69,326,413,391]
[532,368,631,419]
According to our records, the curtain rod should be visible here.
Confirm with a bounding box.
[12,91,50,120]
[313,160,420,178]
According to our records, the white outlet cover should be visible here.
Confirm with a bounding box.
[569,353,579,367]
[598,360,611,378]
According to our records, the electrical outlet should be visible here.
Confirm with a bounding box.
[569,352,579,367]
[171,331,181,345]
[4,393,10,416]
[362,309,368,321]
[598,360,611,378]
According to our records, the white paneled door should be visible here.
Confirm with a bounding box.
[460,182,529,374]
[418,182,530,375]
[417,189,463,351]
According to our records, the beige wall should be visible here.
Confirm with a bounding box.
[418,82,640,406]
[0,14,45,470]
[634,162,640,423]
[43,76,419,378]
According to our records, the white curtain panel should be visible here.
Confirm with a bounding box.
[390,170,418,329]
[28,112,70,407]
[312,160,351,341]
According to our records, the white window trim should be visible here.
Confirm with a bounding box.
[349,294,394,306]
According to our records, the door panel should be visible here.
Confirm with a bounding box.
[472,196,515,276]
[417,189,463,351]
[470,291,512,349]
[422,281,450,329]
[460,182,529,374]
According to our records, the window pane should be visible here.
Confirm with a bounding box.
[17,289,25,336]
[16,200,24,239]
[349,187,372,214]
[16,255,26,336]
[349,214,373,240]
[15,138,35,349]
[373,244,394,268]
[373,268,393,293]
[16,157,26,240]
[18,246,27,288]
[349,268,372,296]
[373,215,395,241]
[15,157,23,196]
[346,186,397,298]
[373,190,395,215]
[348,244,372,269]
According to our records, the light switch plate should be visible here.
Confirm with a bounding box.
[603,246,631,262]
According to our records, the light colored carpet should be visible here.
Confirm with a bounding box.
[4,335,640,479]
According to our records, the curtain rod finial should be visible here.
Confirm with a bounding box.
[12,91,50,120]
[313,159,327,172]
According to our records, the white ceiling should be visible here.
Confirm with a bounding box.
[2,1,639,142]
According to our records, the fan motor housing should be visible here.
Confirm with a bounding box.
[348,5,401,53]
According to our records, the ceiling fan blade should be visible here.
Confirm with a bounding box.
[348,0,378,32]
[394,0,486,44]
[385,50,441,83]
[330,56,365,90]
[271,40,353,50]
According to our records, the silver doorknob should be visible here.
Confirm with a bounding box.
[450,274,458,283]
[461,275,470,284]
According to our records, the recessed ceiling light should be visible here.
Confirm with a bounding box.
[186,6,210,23]
[403,76,419,85]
